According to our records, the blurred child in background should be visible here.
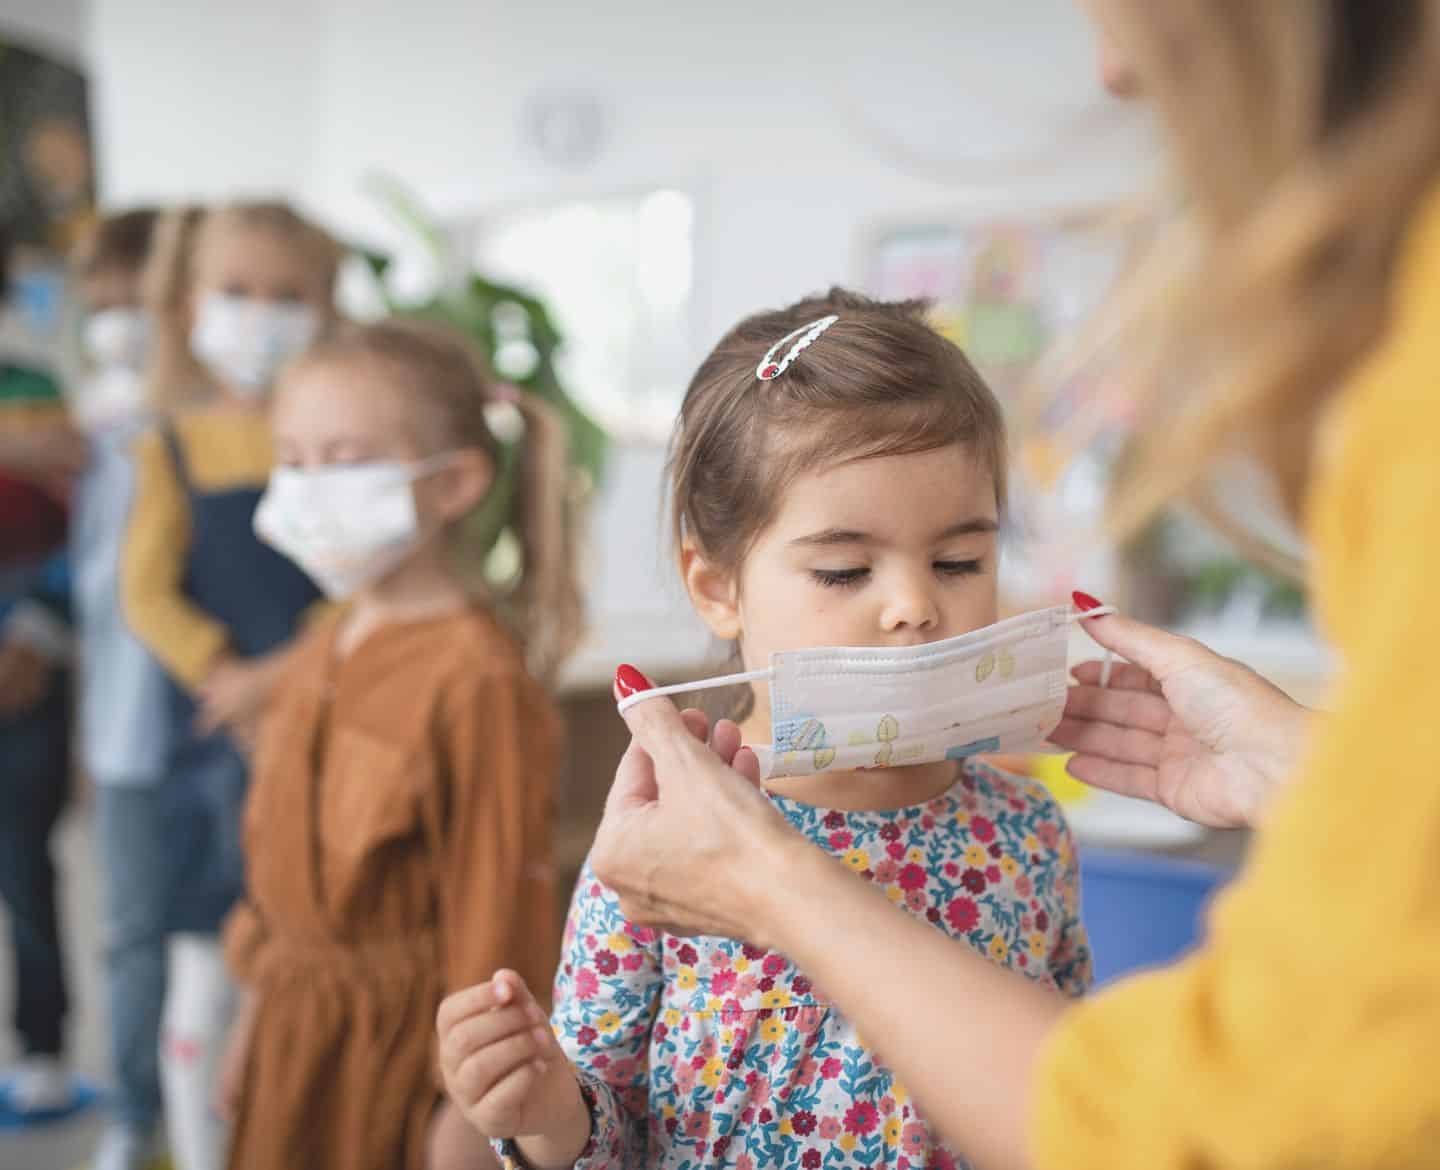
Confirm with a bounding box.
[0,222,76,1122]
[66,207,199,1170]
[119,201,340,1170]
[219,319,577,1170]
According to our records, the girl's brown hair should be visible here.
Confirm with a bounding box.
[1086,1,1440,539]
[289,318,582,684]
[669,287,1006,576]
[143,201,343,409]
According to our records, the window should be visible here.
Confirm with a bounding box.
[461,188,696,440]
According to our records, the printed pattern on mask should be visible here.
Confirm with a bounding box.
[496,759,1090,1170]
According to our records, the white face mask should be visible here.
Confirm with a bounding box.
[253,455,459,599]
[83,307,150,372]
[190,293,319,394]
[70,368,150,433]
[617,603,1115,781]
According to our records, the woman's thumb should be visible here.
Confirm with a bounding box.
[1077,610,1213,683]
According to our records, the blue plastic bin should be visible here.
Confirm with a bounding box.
[1078,848,1234,986]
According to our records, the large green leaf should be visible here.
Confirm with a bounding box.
[356,180,609,585]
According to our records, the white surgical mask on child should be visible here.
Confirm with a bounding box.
[83,307,150,371]
[190,293,319,394]
[253,455,460,599]
[617,603,1116,781]
[72,308,152,431]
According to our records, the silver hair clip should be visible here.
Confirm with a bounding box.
[755,314,839,381]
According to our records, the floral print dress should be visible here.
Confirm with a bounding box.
[499,760,1090,1170]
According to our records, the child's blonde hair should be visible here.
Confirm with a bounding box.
[143,201,343,409]
[71,208,159,279]
[670,287,1006,576]
[289,318,582,683]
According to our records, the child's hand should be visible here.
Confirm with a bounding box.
[0,639,53,718]
[437,970,591,1168]
[197,653,285,737]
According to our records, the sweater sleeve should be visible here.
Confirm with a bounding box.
[1032,268,1440,1170]
[120,430,230,689]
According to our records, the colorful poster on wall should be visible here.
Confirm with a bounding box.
[864,214,1129,607]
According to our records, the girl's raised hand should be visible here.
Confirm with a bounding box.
[436,971,591,1167]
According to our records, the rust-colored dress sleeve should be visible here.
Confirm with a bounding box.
[428,665,563,1006]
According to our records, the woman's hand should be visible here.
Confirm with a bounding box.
[589,670,791,942]
[1050,610,1313,828]
[597,672,1069,1170]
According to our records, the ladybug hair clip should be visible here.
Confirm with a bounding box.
[755,314,839,381]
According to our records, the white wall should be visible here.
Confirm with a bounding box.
[90,0,1152,349]
[88,0,322,206]
[0,0,87,64]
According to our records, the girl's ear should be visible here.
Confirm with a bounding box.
[430,449,494,522]
[682,542,741,640]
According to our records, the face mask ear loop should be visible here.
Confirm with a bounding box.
[1068,604,1118,688]
[615,666,773,716]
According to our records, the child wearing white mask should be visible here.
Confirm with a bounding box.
[65,207,177,1170]
[217,319,574,1170]
[438,290,1094,1170]
[118,201,339,1170]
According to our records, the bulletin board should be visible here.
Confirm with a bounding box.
[862,211,1131,609]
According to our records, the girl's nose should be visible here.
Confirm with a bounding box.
[879,576,940,635]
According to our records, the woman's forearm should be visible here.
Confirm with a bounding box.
[750,838,1069,1170]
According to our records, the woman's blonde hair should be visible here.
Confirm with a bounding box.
[143,201,343,409]
[1091,1,1440,539]
[287,318,583,684]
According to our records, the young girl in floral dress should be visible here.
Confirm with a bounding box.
[439,290,1091,1170]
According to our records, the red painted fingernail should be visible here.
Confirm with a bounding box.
[1072,590,1105,614]
[613,664,654,701]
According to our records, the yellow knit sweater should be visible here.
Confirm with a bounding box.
[1033,192,1440,1169]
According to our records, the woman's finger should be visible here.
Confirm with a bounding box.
[711,718,742,765]
[1074,613,1218,686]
[703,719,762,788]
[1048,716,1165,766]
[618,691,716,779]
[734,747,762,786]
[680,707,710,743]
[1064,752,1161,804]
[1061,683,1174,733]
[607,737,660,814]
[1071,659,1163,695]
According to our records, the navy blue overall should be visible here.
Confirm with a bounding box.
[160,427,320,931]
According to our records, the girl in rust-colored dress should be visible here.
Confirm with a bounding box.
[218,319,581,1170]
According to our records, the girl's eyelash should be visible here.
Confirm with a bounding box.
[811,568,869,588]
[811,561,985,588]
[936,559,984,577]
